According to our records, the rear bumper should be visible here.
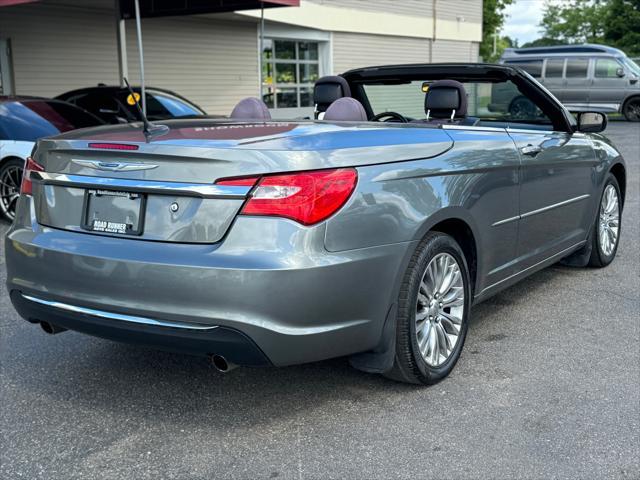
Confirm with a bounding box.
[6,204,412,366]
[10,290,271,366]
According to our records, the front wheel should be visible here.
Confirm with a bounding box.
[622,97,640,122]
[386,232,471,385]
[588,174,622,267]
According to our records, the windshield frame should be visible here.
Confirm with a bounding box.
[344,64,575,132]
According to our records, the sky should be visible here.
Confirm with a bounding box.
[502,0,548,46]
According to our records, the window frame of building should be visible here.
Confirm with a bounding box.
[259,25,331,118]
[262,38,322,110]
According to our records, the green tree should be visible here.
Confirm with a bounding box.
[532,0,640,57]
[480,0,515,62]
[539,0,607,44]
[603,0,640,57]
[521,37,567,48]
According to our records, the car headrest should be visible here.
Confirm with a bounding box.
[424,80,468,120]
[313,76,351,116]
[230,97,271,120]
[323,97,368,122]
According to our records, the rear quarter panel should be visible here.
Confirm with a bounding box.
[325,128,522,294]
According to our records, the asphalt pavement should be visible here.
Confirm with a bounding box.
[1,122,638,480]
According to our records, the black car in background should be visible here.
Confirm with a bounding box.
[0,97,104,221]
[56,85,207,124]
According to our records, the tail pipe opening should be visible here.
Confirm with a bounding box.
[211,354,238,373]
[40,321,67,335]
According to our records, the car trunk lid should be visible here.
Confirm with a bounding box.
[30,121,453,243]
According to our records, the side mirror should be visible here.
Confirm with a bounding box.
[616,67,625,78]
[576,111,607,133]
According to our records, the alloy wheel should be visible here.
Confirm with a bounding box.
[598,184,620,257]
[0,163,23,220]
[415,253,465,367]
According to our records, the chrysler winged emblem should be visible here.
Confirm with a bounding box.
[72,159,158,172]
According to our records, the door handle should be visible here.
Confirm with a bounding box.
[520,145,542,157]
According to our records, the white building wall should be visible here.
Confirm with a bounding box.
[0,3,120,97]
[0,3,258,114]
[124,16,258,115]
[308,0,434,17]
[333,33,431,74]
[431,39,480,63]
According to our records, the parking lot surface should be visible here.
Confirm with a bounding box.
[1,122,638,480]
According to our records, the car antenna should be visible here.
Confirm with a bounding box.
[123,77,169,142]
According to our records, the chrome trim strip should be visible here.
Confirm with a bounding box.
[31,172,250,199]
[478,240,587,296]
[491,194,590,227]
[21,293,218,331]
[491,215,520,227]
[520,194,590,219]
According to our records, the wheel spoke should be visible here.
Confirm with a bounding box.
[418,284,432,303]
[442,286,464,307]
[430,327,440,365]
[600,228,609,254]
[439,314,460,335]
[437,324,451,357]
[419,322,432,357]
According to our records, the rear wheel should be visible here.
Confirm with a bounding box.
[0,158,24,222]
[622,96,640,122]
[386,232,471,385]
[588,174,622,267]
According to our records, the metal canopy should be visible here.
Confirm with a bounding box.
[118,0,299,19]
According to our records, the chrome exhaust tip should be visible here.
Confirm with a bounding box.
[211,354,237,373]
[40,321,67,335]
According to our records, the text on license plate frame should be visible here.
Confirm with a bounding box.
[81,189,146,236]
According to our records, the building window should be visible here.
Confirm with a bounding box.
[262,39,320,109]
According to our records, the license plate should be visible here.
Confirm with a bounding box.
[82,189,146,236]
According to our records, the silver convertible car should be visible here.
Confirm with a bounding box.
[5,64,626,384]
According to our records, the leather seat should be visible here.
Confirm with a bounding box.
[323,97,368,121]
[230,97,271,120]
[313,76,351,119]
[424,80,468,123]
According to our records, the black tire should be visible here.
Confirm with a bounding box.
[0,157,25,222]
[622,96,640,122]
[588,174,622,267]
[385,232,471,385]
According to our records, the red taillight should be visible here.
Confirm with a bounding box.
[235,168,357,226]
[88,143,139,150]
[20,157,44,196]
